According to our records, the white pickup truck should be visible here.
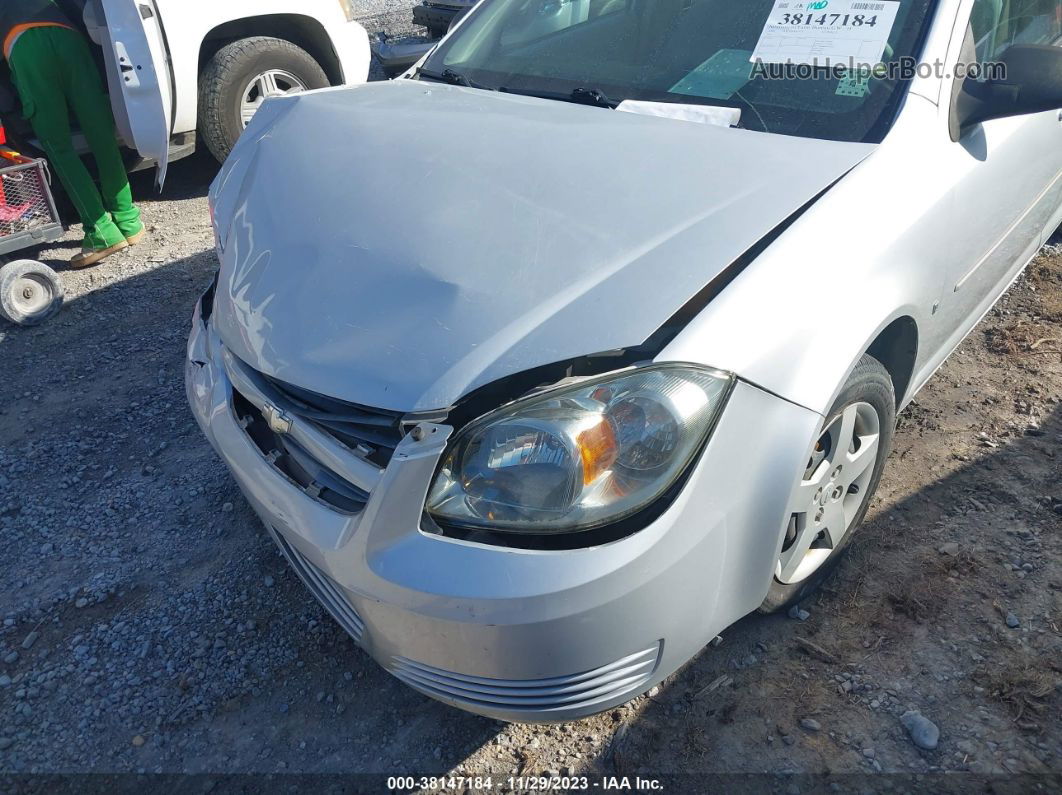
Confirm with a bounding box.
[5,0,371,182]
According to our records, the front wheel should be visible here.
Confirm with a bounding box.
[198,37,330,163]
[760,354,895,613]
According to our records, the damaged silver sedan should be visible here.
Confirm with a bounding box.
[188,0,1062,720]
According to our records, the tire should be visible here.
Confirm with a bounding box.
[0,259,64,326]
[759,354,896,613]
[198,36,329,163]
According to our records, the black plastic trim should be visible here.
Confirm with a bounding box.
[200,272,218,323]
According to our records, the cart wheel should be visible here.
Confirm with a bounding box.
[0,259,64,326]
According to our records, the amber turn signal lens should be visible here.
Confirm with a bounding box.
[577,418,618,485]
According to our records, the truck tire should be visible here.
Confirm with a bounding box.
[198,37,329,163]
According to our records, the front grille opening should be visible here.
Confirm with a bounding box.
[233,390,369,513]
[260,376,406,468]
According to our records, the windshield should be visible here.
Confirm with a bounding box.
[421,0,938,142]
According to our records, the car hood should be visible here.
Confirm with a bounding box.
[210,80,873,412]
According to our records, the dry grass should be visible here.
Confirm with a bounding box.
[883,558,947,622]
[882,546,984,622]
[983,323,1059,356]
[1026,255,1062,321]
[982,257,1062,353]
[973,662,1056,726]
[925,548,981,578]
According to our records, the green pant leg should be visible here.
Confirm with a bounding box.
[57,28,142,235]
[7,28,124,249]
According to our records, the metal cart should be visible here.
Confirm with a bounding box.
[0,149,65,326]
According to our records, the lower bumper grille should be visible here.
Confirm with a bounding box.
[390,644,660,714]
[268,528,365,644]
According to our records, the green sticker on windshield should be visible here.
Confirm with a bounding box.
[836,70,872,97]
[670,49,754,100]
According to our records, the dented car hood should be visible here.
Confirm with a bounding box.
[209,80,873,412]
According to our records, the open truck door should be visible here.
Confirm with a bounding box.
[94,0,172,187]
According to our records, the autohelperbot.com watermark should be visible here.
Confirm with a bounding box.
[750,56,1006,82]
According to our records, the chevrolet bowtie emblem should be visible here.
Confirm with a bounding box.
[263,404,293,435]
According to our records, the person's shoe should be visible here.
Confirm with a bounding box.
[70,239,129,269]
[120,220,146,245]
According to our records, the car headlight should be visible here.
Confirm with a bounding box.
[426,364,733,534]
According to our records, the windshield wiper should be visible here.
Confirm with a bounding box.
[416,67,491,89]
[499,86,619,109]
[416,70,619,109]
[570,87,616,108]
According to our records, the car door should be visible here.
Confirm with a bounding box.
[94,0,173,186]
[935,0,1062,342]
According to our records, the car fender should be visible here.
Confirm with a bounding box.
[659,97,944,420]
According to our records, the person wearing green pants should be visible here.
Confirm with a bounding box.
[3,1,145,268]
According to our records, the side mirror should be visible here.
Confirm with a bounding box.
[952,44,1062,138]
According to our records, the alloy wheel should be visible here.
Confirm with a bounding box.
[240,70,308,128]
[776,401,880,584]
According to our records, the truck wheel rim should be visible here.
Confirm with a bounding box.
[776,401,880,585]
[240,70,308,128]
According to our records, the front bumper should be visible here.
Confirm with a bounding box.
[412,2,466,34]
[186,293,821,721]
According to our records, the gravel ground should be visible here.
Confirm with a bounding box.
[358,0,422,39]
[1,6,1061,788]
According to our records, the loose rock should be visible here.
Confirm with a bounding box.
[900,710,940,750]
[788,606,811,621]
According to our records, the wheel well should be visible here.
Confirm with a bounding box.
[199,15,343,85]
[866,316,918,407]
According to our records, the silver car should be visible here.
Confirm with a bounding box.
[187,0,1062,721]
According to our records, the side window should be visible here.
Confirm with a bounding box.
[969,0,1062,62]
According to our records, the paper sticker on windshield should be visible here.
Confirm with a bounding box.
[750,0,900,68]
